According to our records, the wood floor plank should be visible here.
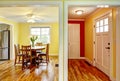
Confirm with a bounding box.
[0,56,58,81]
[68,59,111,81]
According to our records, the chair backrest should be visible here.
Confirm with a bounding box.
[18,44,20,53]
[21,45,31,70]
[46,44,49,55]
[14,44,20,56]
[21,45,31,56]
[35,42,43,46]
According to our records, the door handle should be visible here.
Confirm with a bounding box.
[105,47,110,49]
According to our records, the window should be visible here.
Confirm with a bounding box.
[31,27,50,43]
[95,17,109,33]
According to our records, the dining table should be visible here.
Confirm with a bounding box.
[31,46,45,51]
[31,46,46,65]
[31,46,45,56]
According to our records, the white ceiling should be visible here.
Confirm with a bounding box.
[0,6,59,23]
[68,6,97,19]
[0,6,97,23]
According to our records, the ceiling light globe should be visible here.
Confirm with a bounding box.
[75,10,83,15]
[27,19,35,23]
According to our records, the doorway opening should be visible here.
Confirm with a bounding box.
[0,23,10,61]
[67,5,117,81]
[0,1,63,81]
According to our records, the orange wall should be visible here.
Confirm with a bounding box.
[85,8,116,78]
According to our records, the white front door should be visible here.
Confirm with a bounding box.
[95,14,111,76]
[68,24,80,59]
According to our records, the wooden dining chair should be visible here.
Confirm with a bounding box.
[35,42,43,53]
[35,42,43,46]
[14,44,22,65]
[21,45,32,70]
[37,44,49,65]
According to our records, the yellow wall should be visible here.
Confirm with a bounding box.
[112,8,116,78]
[85,8,116,78]
[85,16,93,61]
[18,23,59,55]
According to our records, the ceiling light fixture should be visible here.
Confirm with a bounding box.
[27,19,35,23]
[75,10,83,15]
[26,13,43,23]
[27,14,36,23]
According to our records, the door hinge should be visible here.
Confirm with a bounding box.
[94,58,95,61]
[94,41,95,44]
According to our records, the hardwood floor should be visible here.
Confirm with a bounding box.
[0,56,58,81]
[0,58,111,81]
[68,59,111,81]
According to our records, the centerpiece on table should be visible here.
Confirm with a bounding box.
[30,35,38,47]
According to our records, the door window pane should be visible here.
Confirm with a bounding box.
[104,25,108,32]
[96,21,99,27]
[104,18,108,25]
[100,20,103,26]
[100,26,103,32]
[96,27,99,33]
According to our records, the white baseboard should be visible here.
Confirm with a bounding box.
[85,58,93,65]
[68,57,85,59]
[110,76,116,81]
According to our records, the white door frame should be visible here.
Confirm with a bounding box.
[116,7,120,81]
[0,1,63,81]
[93,10,112,77]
